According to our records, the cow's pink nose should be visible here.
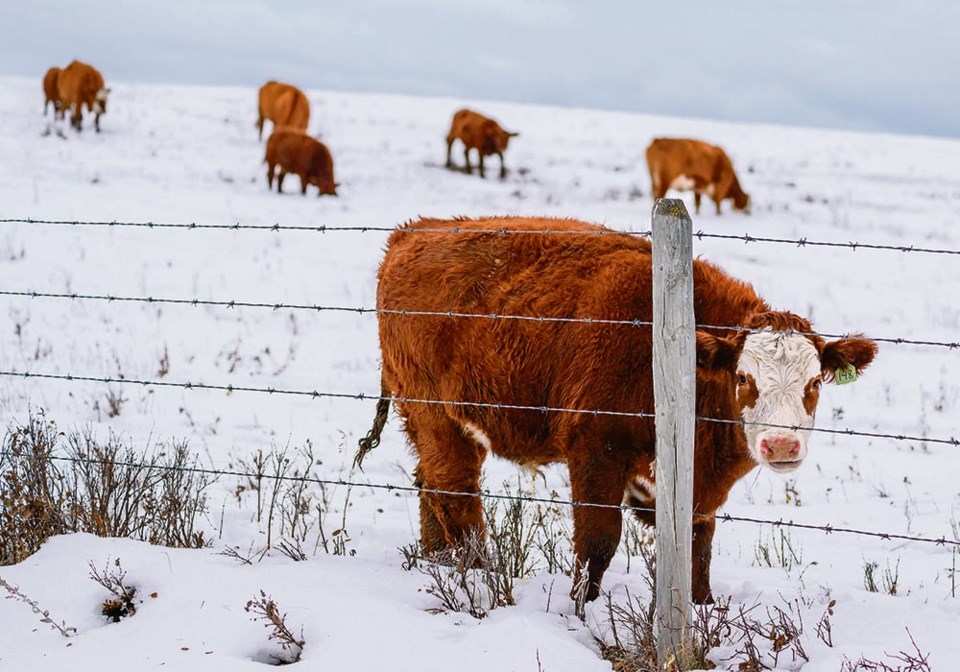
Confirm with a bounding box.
[760,436,801,460]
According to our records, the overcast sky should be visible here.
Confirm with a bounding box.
[4,1,959,138]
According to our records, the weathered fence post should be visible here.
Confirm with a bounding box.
[652,198,695,668]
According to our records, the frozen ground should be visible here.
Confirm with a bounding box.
[1,75,959,670]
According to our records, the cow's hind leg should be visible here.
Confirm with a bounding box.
[277,171,287,193]
[694,191,702,214]
[478,153,486,178]
[266,163,275,189]
[407,411,486,555]
[498,152,506,179]
[463,147,472,174]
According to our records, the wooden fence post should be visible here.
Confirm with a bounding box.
[652,198,695,668]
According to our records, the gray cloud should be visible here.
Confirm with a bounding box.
[3,0,958,137]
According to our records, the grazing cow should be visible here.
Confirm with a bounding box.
[257,81,310,140]
[264,129,337,196]
[647,138,750,214]
[357,216,877,604]
[445,108,518,178]
[57,60,109,132]
[42,67,62,117]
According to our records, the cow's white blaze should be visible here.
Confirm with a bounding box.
[737,331,821,472]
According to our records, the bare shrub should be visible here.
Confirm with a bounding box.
[597,541,837,671]
[840,629,932,671]
[89,557,138,622]
[232,440,354,561]
[246,590,305,665]
[0,412,214,565]
[417,528,517,620]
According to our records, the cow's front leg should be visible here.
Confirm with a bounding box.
[478,153,486,178]
[463,147,472,174]
[498,152,506,179]
[692,516,716,604]
[569,449,628,603]
[694,191,702,214]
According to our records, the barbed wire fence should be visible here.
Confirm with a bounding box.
[2,213,959,564]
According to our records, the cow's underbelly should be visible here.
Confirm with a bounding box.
[669,174,697,191]
[669,174,715,197]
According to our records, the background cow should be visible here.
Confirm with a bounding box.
[57,60,109,132]
[445,108,518,178]
[647,138,751,214]
[42,67,62,117]
[264,129,337,196]
[257,81,310,141]
[357,216,876,604]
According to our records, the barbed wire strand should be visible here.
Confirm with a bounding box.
[0,448,955,549]
[1,289,957,351]
[3,217,960,257]
[0,218,652,238]
[1,369,956,447]
[694,229,960,256]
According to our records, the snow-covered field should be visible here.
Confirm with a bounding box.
[1,75,959,671]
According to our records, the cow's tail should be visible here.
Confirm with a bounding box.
[354,375,391,470]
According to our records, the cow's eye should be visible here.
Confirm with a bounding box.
[738,374,748,384]
[813,379,822,389]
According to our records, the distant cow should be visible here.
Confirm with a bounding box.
[357,216,876,604]
[445,108,518,178]
[57,60,109,132]
[264,129,337,196]
[647,138,750,214]
[42,67,62,117]
[257,81,310,141]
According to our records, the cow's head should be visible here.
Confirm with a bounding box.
[483,121,518,154]
[94,87,111,115]
[696,312,877,472]
[732,191,750,213]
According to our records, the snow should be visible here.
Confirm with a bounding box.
[2,75,960,670]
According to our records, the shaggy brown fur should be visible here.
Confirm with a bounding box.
[358,216,877,604]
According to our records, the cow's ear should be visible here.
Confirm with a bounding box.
[695,331,739,372]
[821,336,877,382]
[507,131,519,137]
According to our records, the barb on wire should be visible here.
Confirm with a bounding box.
[0,448,956,550]
[1,289,958,351]
[1,368,957,447]
[694,229,960,257]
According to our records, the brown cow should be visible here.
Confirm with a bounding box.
[57,60,109,132]
[264,129,337,196]
[43,67,62,117]
[647,138,750,214]
[445,108,518,178]
[257,81,310,141]
[357,215,877,604]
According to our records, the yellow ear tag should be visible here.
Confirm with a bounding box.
[835,364,858,385]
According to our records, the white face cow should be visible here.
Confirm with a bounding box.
[697,317,877,474]
[735,331,821,472]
